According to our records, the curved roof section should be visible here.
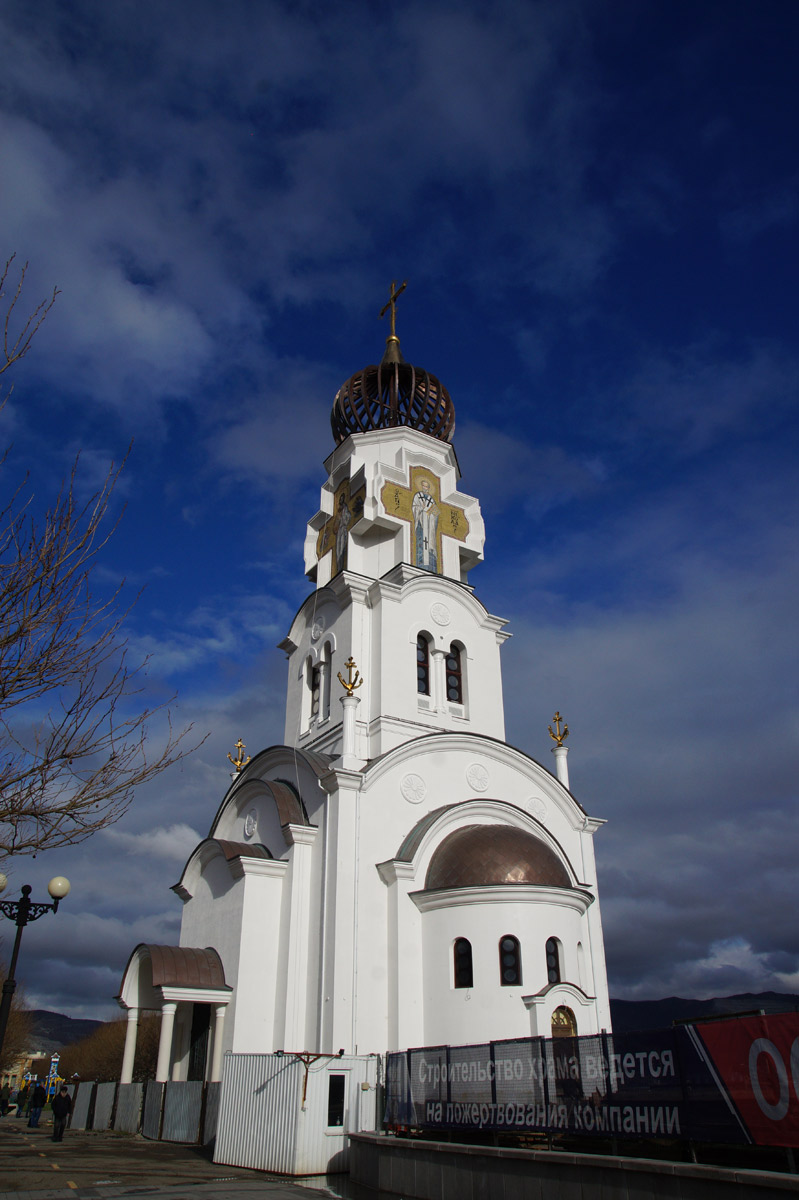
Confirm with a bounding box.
[117,943,229,992]
[171,837,276,901]
[209,751,329,841]
[425,824,571,890]
[363,730,590,817]
[148,945,227,989]
[215,840,273,861]
[331,351,455,445]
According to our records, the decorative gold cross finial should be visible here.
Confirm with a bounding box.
[548,712,569,746]
[337,657,363,695]
[379,279,407,340]
[228,738,251,773]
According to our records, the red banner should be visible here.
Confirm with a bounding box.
[696,1013,799,1147]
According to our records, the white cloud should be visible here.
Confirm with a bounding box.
[101,823,202,864]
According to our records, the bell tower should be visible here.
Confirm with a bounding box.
[280,285,510,761]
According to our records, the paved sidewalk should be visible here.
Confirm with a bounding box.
[0,1117,357,1200]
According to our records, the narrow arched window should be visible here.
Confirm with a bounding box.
[445,644,462,703]
[546,937,561,984]
[310,664,321,721]
[321,642,332,721]
[454,938,473,989]
[416,635,430,695]
[499,935,522,986]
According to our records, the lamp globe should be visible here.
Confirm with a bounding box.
[47,877,71,900]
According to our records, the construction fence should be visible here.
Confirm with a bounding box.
[385,1012,799,1149]
[67,1078,220,1144]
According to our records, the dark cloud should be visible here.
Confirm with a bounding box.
[0,0,796,1018]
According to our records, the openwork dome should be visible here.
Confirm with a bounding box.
[331,352,455,445]
[425,824,571,890]
[332,284,456,444]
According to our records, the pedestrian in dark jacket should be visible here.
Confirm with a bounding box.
[15,1084,28,1117]
[27,1084,47,1128]
[51,1086,72,1142]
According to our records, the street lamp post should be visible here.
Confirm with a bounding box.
[0,875,70,1066]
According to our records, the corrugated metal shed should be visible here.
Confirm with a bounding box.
[214,1052,379,1175]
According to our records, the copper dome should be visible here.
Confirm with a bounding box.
[425,824,571,890]
[330,340,455,445]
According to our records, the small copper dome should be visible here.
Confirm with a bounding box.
[330,338,455,445]
[425,824,571,890]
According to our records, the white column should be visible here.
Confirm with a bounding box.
[320,655,331,722]
[339,693,364,768]
[341,692,359,755]
[282,825,318,1050]
[431,648,447,712]
[551,744,570,789]
[155,1002,177,1083]
[209,1004,227,1082]
[120,1008,139,1085]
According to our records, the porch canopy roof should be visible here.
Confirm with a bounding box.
[117,943,232,1011]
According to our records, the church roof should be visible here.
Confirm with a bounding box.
[330,328,455,446]
[425,824,572,890]
[215,840,272,861]
[145,944,228,990]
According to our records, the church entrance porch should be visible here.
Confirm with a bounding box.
[117,944,232,1083]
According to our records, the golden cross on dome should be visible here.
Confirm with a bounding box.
[379,279,407,340]
[228,738,251,773]
[548,712,569,746]
[337,657,363,695]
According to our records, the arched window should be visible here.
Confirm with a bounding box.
[499,935,522,987]
[310,664,322,722]
[551,1006,577,1038]
[445,644,462,703]
[416,635,430,695]
[320,641,332,721]
[454,938,473,989]
[545,937,561,984]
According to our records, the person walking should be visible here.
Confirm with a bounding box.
[15,1083,28,1117]
[0,1083,10,1115]
[50,1086,72,1142]
[27,1083,47,1128]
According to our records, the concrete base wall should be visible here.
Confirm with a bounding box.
[350,1132,799,1199]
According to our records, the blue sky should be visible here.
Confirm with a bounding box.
[0,0,797,1020]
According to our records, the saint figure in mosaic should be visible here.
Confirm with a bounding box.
[333,491,352,570]
[412,477,439,573]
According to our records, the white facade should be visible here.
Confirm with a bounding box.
[118,339,612,1084]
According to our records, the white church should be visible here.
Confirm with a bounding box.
[118,293,612,1092]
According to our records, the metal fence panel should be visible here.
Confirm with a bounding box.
[162,1081,204,1143]
[92,1082,117,1131]
[142,1081,164,1140]
[113,1083,143,1134]
[70,1082,95,1131]
[385,1018,799,1148]
[203,1081,221,1145]
[215,1053,302,1172]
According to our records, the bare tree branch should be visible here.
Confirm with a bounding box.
[0,260,202,862]
[0,455,202,860]
[0,255,60,380]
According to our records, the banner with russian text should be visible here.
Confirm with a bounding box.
[384,1014,799,1147]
